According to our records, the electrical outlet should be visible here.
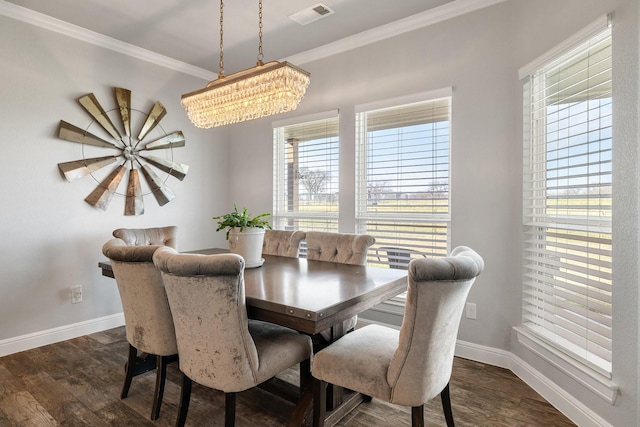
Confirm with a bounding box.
[465,302,477,320]
[71,285,83,304]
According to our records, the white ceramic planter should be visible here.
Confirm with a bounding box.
[228,228,265,268]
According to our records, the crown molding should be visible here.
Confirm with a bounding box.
[0,0,506,79]
[282,0,509,65]
[0,0,216,81]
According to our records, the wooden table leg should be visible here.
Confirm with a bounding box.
[287,382,313,427]
[286,358,313,427]
[288,323,362,426]
[324,392,367,426]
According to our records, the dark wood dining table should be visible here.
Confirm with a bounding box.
[99,248,408,426]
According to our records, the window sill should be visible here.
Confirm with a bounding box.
[514,326,618,404]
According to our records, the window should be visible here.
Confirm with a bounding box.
[522,25,612,375]
[355,90,452,268]
[273,111,339,233]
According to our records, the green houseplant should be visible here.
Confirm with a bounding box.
[213,205,272,268]
[213,205,272,240]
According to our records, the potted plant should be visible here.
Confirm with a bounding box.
[213,205,272,268]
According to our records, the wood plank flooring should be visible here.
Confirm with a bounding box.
[0,327,576,426]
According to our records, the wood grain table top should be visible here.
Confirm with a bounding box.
[100,248,408,335]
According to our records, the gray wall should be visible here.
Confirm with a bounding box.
[0,0,637,426]
[0,14,230,339]
[226,1,638,426]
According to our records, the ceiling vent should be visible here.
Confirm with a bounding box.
[289,3,335,26]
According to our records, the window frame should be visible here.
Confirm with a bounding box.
[272,110,340,234]
[354,88,453,270]
[518,15,615,394]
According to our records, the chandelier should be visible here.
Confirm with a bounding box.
[181,0,311,128]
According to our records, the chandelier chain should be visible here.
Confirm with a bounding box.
[257,0,264,65]
[219,0,225,77]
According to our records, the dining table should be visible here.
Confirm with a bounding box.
[99,248,408,426]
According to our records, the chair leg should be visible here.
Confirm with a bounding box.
[150,355,169,420]
[175,374,192,427]
[225,392,236,427]
[440,383,455,427]
[121,344,138,399]
[411,405,425,427]
[312,378,327,427]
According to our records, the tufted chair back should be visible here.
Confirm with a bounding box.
[312,246,484,427]
[113,226,178,249]
[101,238,178,420]
[153,246,313,427]
[102,239,177,357]
[387,246,484,405]
[262,230,306,258]
[305,231,375,265]
[153,248,260,391]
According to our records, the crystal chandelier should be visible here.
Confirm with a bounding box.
[181,0,311,128]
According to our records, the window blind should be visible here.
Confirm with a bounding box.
[273,113,339,234]
[355,95,451,268]
[522,26,612,375]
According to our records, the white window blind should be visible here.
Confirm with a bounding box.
[355,92,451,269]
[273,112,339,234]
[522,26,612,375]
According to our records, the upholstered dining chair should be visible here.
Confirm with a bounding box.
[102,239,178,421]
[304,231,376,342]
[112,225,178,249]
[312,246,484,427]
[262,229,306,258]
[305,231,375,266]
[152,247,314,427]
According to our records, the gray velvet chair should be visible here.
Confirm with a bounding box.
[153,247,313,427]
[305,231,374,266]
[304,231,376,342]
[312,246,484,427]
[262,229,306,258]
[112,225,178,249]
[102,239,178,421]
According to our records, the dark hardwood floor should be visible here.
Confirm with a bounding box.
[0,326,576,426]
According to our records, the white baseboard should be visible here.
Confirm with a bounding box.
[455,338,512,369]
[456,339,612,427]
[0,313,125,357]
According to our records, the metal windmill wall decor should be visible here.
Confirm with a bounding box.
[56,87,189,215]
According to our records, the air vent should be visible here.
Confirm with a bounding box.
[289,3,335,26]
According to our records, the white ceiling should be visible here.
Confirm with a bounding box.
[2,0,500,77]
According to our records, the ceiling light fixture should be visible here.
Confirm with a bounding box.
[181,0,311,128]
